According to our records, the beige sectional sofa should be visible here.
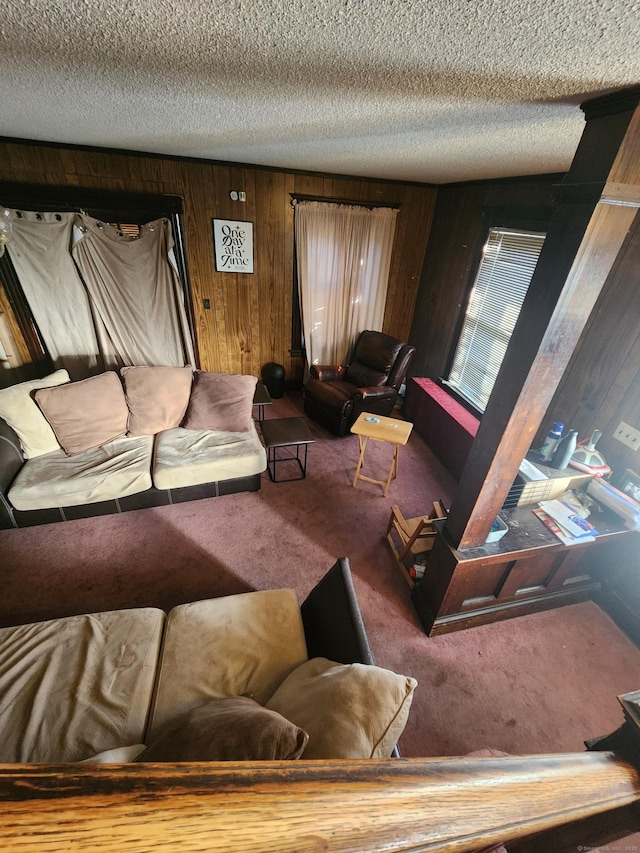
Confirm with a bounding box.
[0,365,267,528]
[0,560,417,763]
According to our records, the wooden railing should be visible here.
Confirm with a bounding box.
[1,751,640,852]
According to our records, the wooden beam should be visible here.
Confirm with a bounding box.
[1,753,639,852]
[444,87,640,550]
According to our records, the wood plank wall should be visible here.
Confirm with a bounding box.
[0,140,436,387]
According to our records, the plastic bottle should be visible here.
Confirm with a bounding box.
[538,422,564,463]
[551,429,578,470]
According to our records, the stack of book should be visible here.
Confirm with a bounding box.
[587,478,640,532]
[533,499,598,545]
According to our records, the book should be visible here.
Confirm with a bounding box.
[538,499,599,539]
[532,508,594,546]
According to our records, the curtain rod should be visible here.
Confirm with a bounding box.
[290,193,401,210]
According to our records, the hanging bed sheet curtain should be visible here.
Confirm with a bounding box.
[7,211,103,376]
[71,215,195,369]
[6,211,195,377]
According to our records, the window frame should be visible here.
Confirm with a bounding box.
[443,212,549,416]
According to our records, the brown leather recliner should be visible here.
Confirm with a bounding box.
[303,330,415,436]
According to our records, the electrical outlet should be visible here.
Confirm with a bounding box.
[613,421,640,450]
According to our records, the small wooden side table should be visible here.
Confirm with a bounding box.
[350,412,413,496]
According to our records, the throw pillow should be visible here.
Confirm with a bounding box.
[0,369,70,458]
[34,371,129,456]
[182,371,257,433]
[121,365,193,435]
[265,657,417,760]
[138,697,309,762]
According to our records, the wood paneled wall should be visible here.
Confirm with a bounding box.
[0,140,436,386]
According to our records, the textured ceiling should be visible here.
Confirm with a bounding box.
[2,0,639,184]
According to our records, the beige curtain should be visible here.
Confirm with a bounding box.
[7,211,103,377]
[72,216,195,369]
[295,201,397,370]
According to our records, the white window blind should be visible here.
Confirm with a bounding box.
[447,227,546,412]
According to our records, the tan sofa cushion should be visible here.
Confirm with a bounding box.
[147,590,308,737]
[0,369,70,458]
[34,371,129,455]
[8,434,154,511]
[266,657,417,759]
[152,421,266,489]
[139,697,308,762]
[121,365,193,436]
[0,608,165,763]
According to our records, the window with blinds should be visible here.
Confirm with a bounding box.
[447,227,546,412]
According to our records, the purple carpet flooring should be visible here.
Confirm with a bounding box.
[2,392,640,760]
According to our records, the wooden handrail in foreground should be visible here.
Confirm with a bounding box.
[1,752,640,852]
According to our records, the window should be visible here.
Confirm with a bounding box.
[447,227,546,412]
[294,199,397,368]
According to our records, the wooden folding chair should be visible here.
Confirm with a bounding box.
[385,500,448,586]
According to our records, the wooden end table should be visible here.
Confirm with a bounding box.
[350,412,413,496]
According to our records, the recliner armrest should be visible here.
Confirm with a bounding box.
[353,386,397,401]
[308,365,345,382]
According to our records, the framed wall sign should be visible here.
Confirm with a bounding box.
[212,219,254,273]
